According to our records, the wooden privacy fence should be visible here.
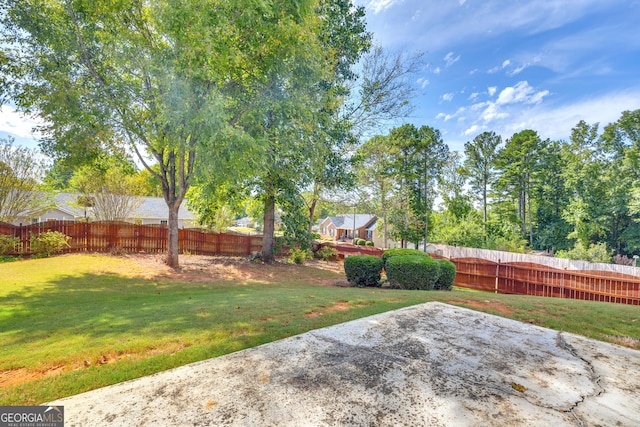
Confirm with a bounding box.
[329,244,384,258]
[1,221,262,257]
[438,256,640,306]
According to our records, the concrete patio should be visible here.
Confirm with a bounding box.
[50,302,640,426]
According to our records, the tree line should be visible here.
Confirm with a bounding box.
[352,110,640,263]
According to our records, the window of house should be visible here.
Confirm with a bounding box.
[160,220,168,225]
[354,230,359,238]
[31,218,39,224]
[367,230,373,239]
[321,227,326,235]
[329,228,334,237]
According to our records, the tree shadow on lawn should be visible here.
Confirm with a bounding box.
[2,275,259,364]
[0,270,386,374]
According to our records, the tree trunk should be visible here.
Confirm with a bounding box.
[262,192,276,263]
[167,203,180,268]
[383,213,388,249]
[482,182,487,236]
[527,180,533,247]
[308,197,317,236]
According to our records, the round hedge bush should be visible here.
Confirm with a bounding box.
[434,259,456,290]
[344,255,383,287]
[381,248,430,269]
[365,240,374,246]
[385,255,440,290]
[356,238,367,246]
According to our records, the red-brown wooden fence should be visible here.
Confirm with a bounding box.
[433,255,640,306]
[1,221,262,257]
[3,221,639,305]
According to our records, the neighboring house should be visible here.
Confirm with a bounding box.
[318,214,377,243]
[14,192,197,228]
[235,217,255,228]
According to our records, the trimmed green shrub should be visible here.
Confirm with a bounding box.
[381,248,429,269]
[0,235,20,255]
[386,255,440,290]
[315,245,339,261]
[434,259,456,290]
[344,255,383,287]
[30,231,71,257]
[365,240,374,246]
[289,248,312,264]
[354,238,366,246]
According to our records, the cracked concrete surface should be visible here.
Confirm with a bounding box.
[49,302,640,426]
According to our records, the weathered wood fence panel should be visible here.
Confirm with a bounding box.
[1,221,259,257]
[446,256,640,306]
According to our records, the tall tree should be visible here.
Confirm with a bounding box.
[385,124,448,248]
[0,0,316,267]
[439,151,472,219]
[463,131,501,235]
[354,134,395,248]
[561,120,609,248]
[0,138,50,223]
[302,0,371,236]
[532,139,571,251]
[494,129,541,246]
[68,155,145,222]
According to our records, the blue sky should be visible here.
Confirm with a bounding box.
[2,0,640,154]
[356,0,640,152]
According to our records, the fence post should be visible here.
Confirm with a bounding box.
[495,259,500,294]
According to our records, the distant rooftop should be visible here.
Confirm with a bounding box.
[326,214,376,229]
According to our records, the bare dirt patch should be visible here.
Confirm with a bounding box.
[304,301,351,318]
[1,343,192,389]
[115,254,345,286]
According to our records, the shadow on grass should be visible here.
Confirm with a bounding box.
[2,272,285,348]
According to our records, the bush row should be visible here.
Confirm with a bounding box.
[344,250,456,290]
[353,238,374,246]
[0,231,71,258]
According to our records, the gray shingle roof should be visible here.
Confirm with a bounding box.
[326,214,376,229]
[55,192,196,220]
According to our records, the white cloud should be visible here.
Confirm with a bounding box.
[369,0,612,53]
[496,81,548,105]
[489,59,512,74]
[433,67,442,75]
[528,90,550,105]
[488,86,497,97]
[366,0,404,14]
[480,103,509,122]
[468,92,480,101]
[509,64,527,75]
[444,52,460,67]
[436,107,466,122]
[464,125,479,136]
[471,102,488,111]
[417,77,430,88]
[442,92,455,102]
[502,89,640,140]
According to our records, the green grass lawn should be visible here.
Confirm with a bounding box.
[1,254,638,405]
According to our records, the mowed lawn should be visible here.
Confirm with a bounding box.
[1,254,638,405]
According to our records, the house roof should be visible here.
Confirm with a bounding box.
[325,214,376,229]
[54,192,197,220]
